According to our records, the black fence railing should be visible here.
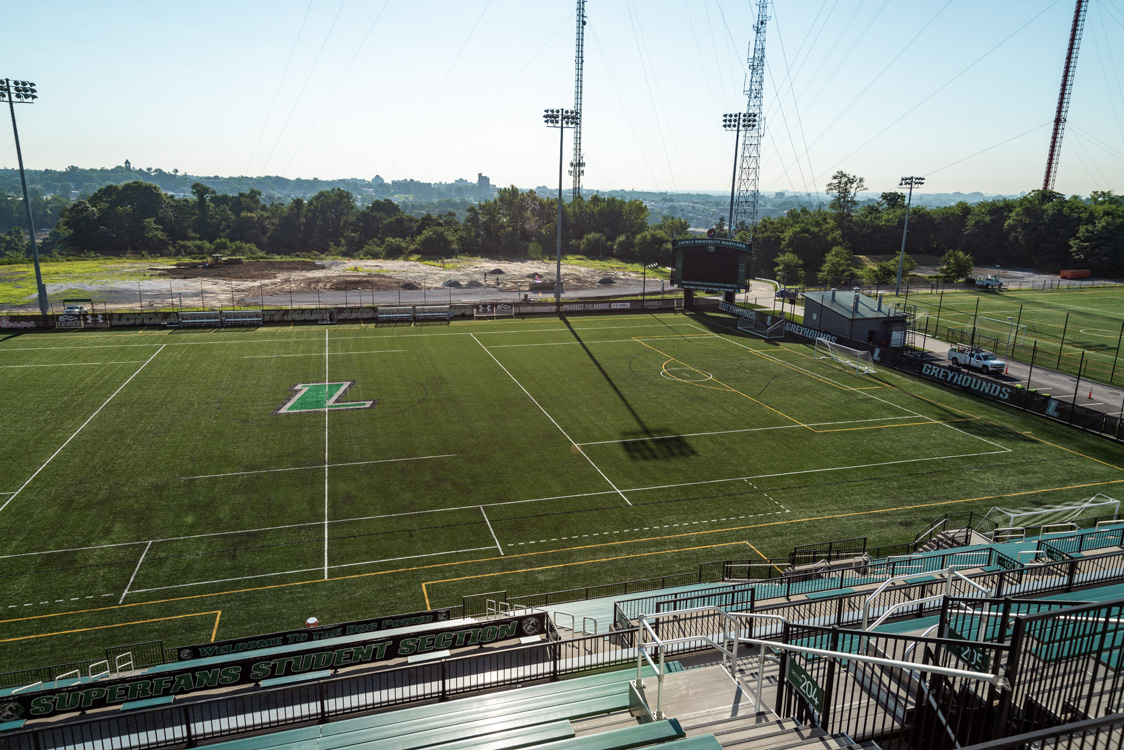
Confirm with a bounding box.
[0,632,640,750]
[789,537,867,567]
[775,595,1124,748]
[777,623,1011,746]
[0,640,165,690]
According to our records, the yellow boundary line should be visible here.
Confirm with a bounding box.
[0,610,221,644]
[3,478,1122,628]
[420,541,749,609]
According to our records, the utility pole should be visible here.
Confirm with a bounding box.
[1,78,48,316]
[570,0,587,199]
[730,0,768,242]
[895,176,924,296]
[1043,0,1088,191]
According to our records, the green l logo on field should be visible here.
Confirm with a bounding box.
[276,381,376,414]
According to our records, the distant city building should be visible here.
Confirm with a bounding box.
[372,175,385,185]
[774,191,785,198]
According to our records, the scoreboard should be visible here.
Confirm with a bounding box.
[671,238,752,292]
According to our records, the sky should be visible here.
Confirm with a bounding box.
[4,0,1123,199]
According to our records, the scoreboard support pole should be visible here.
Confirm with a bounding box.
[723,291,735,305]
[683,289,695,308]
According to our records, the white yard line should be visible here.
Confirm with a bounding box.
[0,443,1018,565]
[330,546,497,569]
[2,321,701,354]
[0,345,166,516]
[480,507,503,555]
[576,415,917,446]
[180,454,456,481]
[626,448,1012,494]
[128,566,325,594]
[471,333,633,506]
[0,361,149,368]
[119,541,152,603]
[486,336,714,349]
[718,335,1013,453]
[240,350,405,359]
[128,547,498,594]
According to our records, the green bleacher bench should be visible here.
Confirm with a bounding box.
[410,719,574,750]
[317,693,631,750]
[258,669,331,689]
[121,695,174,711]
[0,720,26,733]
[320,667,653,739]
[531,718,685,750]
[806,588,854,600]
[202,725,321,750]
[665,735,723,750]
[406,649,450,663]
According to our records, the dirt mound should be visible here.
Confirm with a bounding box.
[442,280,463,288]
[161,260,323,280]
[598,277,616,285]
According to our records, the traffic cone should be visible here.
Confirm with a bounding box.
[1005,365,1009,374]
[1089,388,1093,399]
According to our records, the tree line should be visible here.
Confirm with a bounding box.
[2,171,1121,280]
[1,180,689,264]
[754,172,1124,285]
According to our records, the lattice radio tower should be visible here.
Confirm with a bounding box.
[1043,0,1088,191]
[570,0,587,199]
[732,0,769,240]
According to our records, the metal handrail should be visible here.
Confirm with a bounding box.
[862,567,990,633]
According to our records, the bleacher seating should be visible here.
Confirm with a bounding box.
[172,311,222,327]
[378,306,414,324]
[414,305,452,324]
[221,310,264,327]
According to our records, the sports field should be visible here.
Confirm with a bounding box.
[1,310,1122,672]
[909,285,1124,386]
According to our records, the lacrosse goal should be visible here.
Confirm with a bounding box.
[814,338,876,374]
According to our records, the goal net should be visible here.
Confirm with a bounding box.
[737,311,785,339]
[971,315,1028,351]
[985,495,1119,533]
[814,338,876,375]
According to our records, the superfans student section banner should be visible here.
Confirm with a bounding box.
[7,613,546,720]
[176,608,452,660]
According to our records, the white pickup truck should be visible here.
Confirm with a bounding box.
[947,345,1007,375]
[976,275,1002,290]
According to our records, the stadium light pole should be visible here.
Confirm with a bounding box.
[543,108,577,308]
[895,176,925,296]
[1,78,48,316]
[722,112,755,240]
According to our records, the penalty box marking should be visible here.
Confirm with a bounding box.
[716,334,1012,452]
[9,477,1124,629]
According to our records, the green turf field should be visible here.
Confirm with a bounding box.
[908,285,1124,386]
[1,310,1122,672]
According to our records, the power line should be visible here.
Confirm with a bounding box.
[257,0,349,176]
[277,1,392,178]
[243,0,315,179]
[385,0,495,177]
